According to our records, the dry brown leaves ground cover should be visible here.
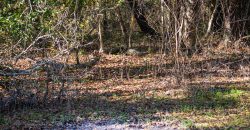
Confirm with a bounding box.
[0,46,250,129]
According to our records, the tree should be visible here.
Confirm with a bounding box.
[183,0,201,56]
[126,0,159,37]
[209,0,250,43]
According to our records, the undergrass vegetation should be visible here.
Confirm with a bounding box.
[1,82,249,129]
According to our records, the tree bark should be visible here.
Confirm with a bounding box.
[221,0,232,45]
[116,6,129,48]
[126,0,159,37]
[98,14,104,53]
[206,0,220,36]
[183,0,201,56]
[160,0,166,53]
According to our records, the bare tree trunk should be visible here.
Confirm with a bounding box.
[160,0,166,53]
[58,80,65,104]
[43,67,50,106]
[206,0,220,36]
[103,0,108,38]
[221,0,232,46]
[224,15,231,45]
[74,0,80,64]
[183,0,201,57]
[116,6,129,49]
[128,0,136,49]
[75,49,80,64]
[98,14,104,53]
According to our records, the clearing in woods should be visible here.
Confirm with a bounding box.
[0,49,250,129]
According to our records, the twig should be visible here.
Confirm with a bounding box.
[14,34,52,61]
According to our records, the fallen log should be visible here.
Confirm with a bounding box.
[0,54,100,77]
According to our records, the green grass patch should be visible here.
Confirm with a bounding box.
[179,87,246,111]
[181,118,194,128]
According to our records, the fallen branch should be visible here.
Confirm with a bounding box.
[14,34,53,61]
[0,54,100,77]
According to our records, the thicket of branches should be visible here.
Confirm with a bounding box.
[1,0,249,58]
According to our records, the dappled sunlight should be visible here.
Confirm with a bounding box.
[1,0,250,129]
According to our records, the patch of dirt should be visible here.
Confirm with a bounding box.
[53,119,187,130]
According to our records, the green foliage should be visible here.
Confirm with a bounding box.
[0,0,126,54]
[117,0,125,5]
[0,1,56,47]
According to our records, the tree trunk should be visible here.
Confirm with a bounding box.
[98,14,104,53]
[210,0,250,43]
[126,0,159,37]
[206,0,220,36]
[116,6,129,49]
[103,0,108,38]
[221,0,232,45]
[160,0,166,53]
[183,0,201,56]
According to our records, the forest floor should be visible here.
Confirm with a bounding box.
[1,45,250,129]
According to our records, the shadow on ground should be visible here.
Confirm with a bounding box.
[90,55,250,80]
[72,86,242,116]
[0,55,250,129]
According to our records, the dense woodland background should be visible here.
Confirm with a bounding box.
[0,0,250,129]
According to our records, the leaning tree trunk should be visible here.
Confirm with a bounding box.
[126,0,159,37]
[206,0,220,36]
